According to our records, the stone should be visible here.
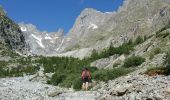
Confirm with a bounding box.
[99,94,118,100]
[128,94,136,100]
[90,54,119,69]
[48,91,63,97]
[116,89,128,96]
[165,87,170,95]
[35,96,44,100]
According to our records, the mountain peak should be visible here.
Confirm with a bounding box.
[80,8,108,16]
[0,6,6,16]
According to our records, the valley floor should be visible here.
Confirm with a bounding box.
[0,69,170,100]
[1,54,170,100]
[0,75,100,100]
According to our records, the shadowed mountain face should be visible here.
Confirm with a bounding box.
[0,8,27,53]
[20,0,170,58]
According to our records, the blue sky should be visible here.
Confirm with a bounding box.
[0,0,124,33]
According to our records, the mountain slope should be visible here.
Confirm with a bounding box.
[65,0,170,52]
[20,0,170,59]
[19,23,64,55]
[0,10,27,52]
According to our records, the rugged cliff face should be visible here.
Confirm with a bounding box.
[0,8,27,53]
[20,0,170,58]
[19,23,64,55]
[65,0,170,52]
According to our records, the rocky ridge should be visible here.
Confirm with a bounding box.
[19,0,170,59]
[19,23,64,55]
[0,10,27,53]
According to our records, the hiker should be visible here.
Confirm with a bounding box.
[81,67,91,91]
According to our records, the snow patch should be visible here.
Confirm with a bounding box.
[31,34,41,42]
[44,34,52,39]
[36,41,45,48]
[55,39,65,51]
[31,34,45,48]
[20,27,27,32]
[50,36,59,43]
[88,23,98,29]
[105,12,112,14]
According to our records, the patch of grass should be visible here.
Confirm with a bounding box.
[72,77,83,91]
[156,32,170,38]
[36,56,98,90]
[156,20,170,36]
[113,63,120,68]
[88,36,145,62]
[123,56,145,68]
[149,48,161,60]
[92,67,133,82]
[145,67,166,76]
[0,65,39,78]
[134,36,144,45]
[165,52,170,75]
[88,40,134,62]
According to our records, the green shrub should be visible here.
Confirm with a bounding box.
[92,69,109,82]
[134,36,144,45]
[165,64,170,75]
[149,48,161,59]
[73,78,83,91]
[156,32,170,38]
[92,67,132,82]
[156,20,170,35]
[154,48,161,54]
[123,56,145,68]
[60,74,78,88]
[89,41,134,62]
[51,73,66,86]
[113,63,120,68]
[165,52,170,64]
[165,52,170,75]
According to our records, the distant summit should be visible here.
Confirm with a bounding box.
[19,0,170,59]
[0,6,6,16]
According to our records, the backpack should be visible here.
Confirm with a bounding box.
[81,70,91,80]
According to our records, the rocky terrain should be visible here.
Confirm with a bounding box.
[0,54,170,100]
[0,9,27,53]
[0,74,100,100]
[0,0,170,100]
[95,53,170,100]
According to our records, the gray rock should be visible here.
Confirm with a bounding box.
[98,94,115,100]
[48,91,63,97]
[0,13,27,53]
[90,54,119,69]
[35,96,44,100]
[128,93,136,100]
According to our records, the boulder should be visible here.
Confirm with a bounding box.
[90,54,120,69]
[48,90,63,97]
